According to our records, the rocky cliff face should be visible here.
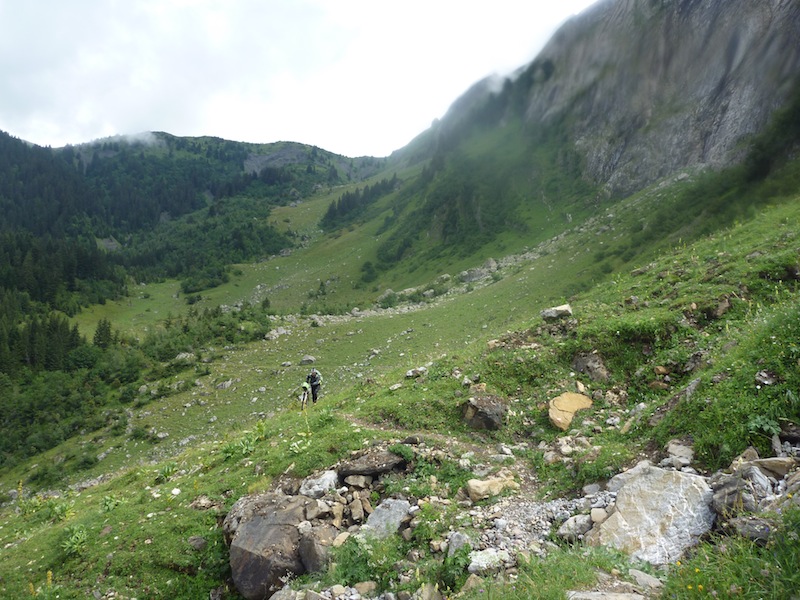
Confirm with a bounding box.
[525,0,800,195]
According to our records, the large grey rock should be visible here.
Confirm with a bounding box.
[586,461,715,565]
[360,498,411,539]
[227,495,307,600]
[223,492,304,544]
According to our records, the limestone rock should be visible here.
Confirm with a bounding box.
[299,470,339,499]
[468,548,512,574]
[586,461,715,565]
[465,470,519,502]
[549,392,593,431]
[541,304,573,321]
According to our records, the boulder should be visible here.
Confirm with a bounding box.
[360,498,411,539]
[462,395,508,430]
[557,514,593,542]
[586,461,715,565]
[226,494,308,600]
[338,450,406,477]
[549,392,593,431]
[541,304,573,320]
[571,352,610,382]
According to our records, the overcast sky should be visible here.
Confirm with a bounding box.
[0,0,597,157]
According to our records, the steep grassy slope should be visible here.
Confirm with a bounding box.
[1,161,798,597]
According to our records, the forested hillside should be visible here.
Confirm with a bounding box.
[0,130,386,466]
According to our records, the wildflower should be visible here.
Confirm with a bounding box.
[695,568,700,573]
[688,584,693,590]
[47,570,53,587]
[698,584,704,591]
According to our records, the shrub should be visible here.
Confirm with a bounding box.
[61,525,89,557]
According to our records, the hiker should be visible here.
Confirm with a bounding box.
[306,367,322,403]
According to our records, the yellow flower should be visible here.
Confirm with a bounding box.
[695,568,700,573]
[688,584,694,590]
[698,584,704,591]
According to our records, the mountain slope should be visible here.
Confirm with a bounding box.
[379,0,800,272]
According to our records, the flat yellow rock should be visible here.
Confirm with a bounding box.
[549,392,593,431]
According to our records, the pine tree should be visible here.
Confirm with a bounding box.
[93,318,113,349]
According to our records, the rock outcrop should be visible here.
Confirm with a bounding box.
[526,0,800,196]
